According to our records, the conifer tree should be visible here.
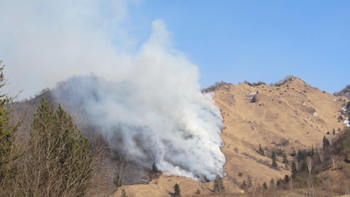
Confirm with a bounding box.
[258,144,265,156]
[284,175,290,183]
[0,64,19,191]
[300,160,308,173]
[247,175,252,188]
[263,182,268,190]
[282,152,288,169]
[310,146,315,156]
[323,136,330,150]
[240,180,247,190]
[114,172,123,188]
[271,152,278,168]
[152,162,159,173]
[270,178,275,188]
[276,179,283,188]
[173,183,181,197]
[20,99,93,197]
[291,162,297,179]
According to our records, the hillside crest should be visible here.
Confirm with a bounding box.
[113,76,348,197]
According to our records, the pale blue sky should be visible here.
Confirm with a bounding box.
[125,1,350,93]
[1,0,349,97]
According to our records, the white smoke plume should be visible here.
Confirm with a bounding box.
[0,0,225,180]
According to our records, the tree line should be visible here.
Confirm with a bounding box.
[258,127,350,195]
[0,65,93,197]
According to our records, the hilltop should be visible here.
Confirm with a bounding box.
[211,77,347,191]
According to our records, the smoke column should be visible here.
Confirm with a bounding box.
[0,0,225,180]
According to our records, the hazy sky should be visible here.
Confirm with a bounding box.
[126,1,350,92]
[1,0,350,97]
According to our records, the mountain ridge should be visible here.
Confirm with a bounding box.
[10,76,349,197]
[113,76,349,197]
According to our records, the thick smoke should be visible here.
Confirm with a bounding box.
[0,0,225,180]
[54,74,225,180]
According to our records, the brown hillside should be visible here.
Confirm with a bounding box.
[113,77,348,197]
[213,77,346,192]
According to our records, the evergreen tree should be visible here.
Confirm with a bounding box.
[300,160,308,173]
[276,179,283,188]
[270,178,275,188]
[323,136,330,150]
[258,144,265,156]
[152,162,159,173]
[310,146,315,156]
[173,183,181,197]
[291,162,297,179]
[240,180,247,190]
[297,150,306,162]
[0,64,19,191]
[282,152,288,164]
[247,175,252,188]
[271,152,278,168]
[20,99,93,196]
[113,172,123,188]
[263,182,268,190]
[284,175,290,183]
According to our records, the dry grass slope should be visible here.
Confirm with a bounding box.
[113,77,348,197]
